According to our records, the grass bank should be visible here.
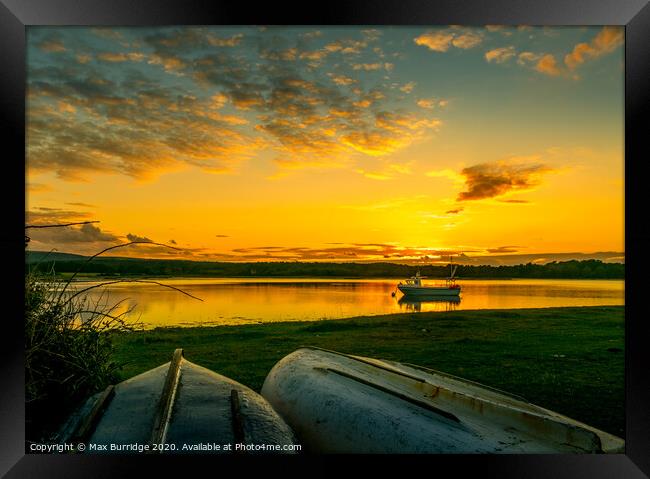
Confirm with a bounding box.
[111,305,625,436]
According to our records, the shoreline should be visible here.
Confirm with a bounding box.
[67,275,625,282]
[111,305,625,436]
[122,303,626,331]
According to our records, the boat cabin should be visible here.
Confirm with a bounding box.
[402,272,424,286]
[398,270,459,290]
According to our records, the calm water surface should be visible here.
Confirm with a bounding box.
[73,278,625,329]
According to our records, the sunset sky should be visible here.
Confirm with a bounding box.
[25,26,624,265]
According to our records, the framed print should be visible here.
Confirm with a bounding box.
[2,0,649,476]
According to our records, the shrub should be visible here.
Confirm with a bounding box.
[24,263,134,442]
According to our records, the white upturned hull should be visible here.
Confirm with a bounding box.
[261,347,624,454]
[57,349,297,453]
[398,284,461,297]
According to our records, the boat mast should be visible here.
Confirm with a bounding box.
[447,254,457,287]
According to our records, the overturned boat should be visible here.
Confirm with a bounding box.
[261,347,624,454]
[56,349,297,454]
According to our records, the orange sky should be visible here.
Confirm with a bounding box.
[26,26,624,265]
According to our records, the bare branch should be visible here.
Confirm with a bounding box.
[65,279,204,303]
[76,310,143,331]
[25,221,100,229]
[83,241,181,263]
[58,241,182,300]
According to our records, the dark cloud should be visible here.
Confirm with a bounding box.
[227,243,474,262]
[498,199,530,204]
[215,234,229,238]
[50,240,207,260]
[126,233,153,243]
[103,243,204,258]
[27,27,442,180]
[445,207,463,214]
[27,182,52,193]
[453,251,625,266]
[169,239,177,245]
[65,202,95,208]
[29,222,119,245]
[458,161,553,201]
[26,207,91,225]
[26,41,264,179]
[486,246,520,254]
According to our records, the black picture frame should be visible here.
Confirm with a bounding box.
[2,0,649,476]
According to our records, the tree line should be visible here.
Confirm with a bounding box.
[26,254,624,279]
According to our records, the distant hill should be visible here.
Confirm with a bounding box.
[26,251,87,263]
[25,251,625,279]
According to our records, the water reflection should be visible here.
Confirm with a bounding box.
[397,295,461,313]
[71,278,624,328]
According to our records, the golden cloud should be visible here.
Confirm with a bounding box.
[416,99,436,109]
[338,132,395,156]
[400,82,416,93]
[485,46,516,63]
[298,50,329,61]
[148,53,186,72]
[415,29,483,52]
[329,74,356,86]
[517,51,542,65]
[352,63,381,71]
[414,31,455,52]
[451,32,483,49]
[209,92,228,109]
[97,52,145,62]
[353,99,372,108]
[207,33,244,47]
[260,47,298,61]
[340,112,441,157]
[534,54,561,76]
[323,39,368,55]
[27,87,265,180]
[27,27,449,181]
[564,26,623,70]
[375,111,441,133]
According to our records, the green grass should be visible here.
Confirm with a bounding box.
[111,305,625,437]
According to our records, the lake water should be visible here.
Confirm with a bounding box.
[72,278,625,329]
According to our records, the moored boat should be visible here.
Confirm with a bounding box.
[260,347,624,454]
[56,349,297,453]
[397,268,461,297]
